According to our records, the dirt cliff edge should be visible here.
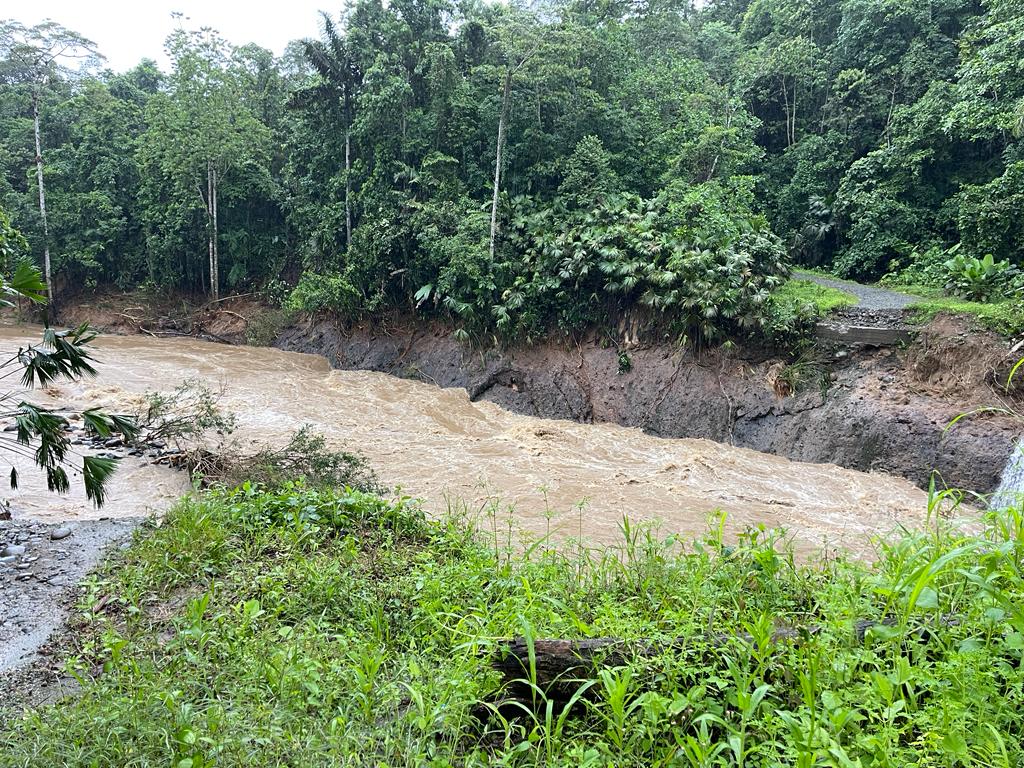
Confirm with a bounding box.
[277,315,1019,495]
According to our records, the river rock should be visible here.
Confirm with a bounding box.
[1,544,26,557]
[0,555,16,566]
[50,526,73,541]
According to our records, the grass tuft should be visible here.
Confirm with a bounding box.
[774,278,859,316]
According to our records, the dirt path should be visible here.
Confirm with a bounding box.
[796,271,921,311]
[0,519,141,706]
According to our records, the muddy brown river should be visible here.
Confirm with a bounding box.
[1,326,951,556]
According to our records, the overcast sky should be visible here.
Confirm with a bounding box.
[10,1,338,72]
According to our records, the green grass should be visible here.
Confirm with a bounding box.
[775,278,858,315]
[896,284,1024,336]
[2,483,1024,766]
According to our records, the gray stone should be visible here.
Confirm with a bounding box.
[1,544,26,557]
[815,323,913,346]
[50,526,73,541]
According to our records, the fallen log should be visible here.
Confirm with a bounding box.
[492,615,960,702]
[195,330,236,345]
[492,628,809,702]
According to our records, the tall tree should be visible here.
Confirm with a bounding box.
[0,20,101,314]
[486,10,543,259]
[1,207,137,505]
[296,13,363,250]
[137,26,273,296]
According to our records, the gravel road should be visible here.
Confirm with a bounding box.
[797,271,921,311]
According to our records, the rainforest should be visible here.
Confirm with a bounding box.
[1,0,1021,339]
[1,0,1024,765]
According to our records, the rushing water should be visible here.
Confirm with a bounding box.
[990,441,1024,511]
[0,326,948,556]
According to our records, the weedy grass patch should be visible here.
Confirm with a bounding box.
[2,484,1023,767]
[905,291,1024,337]
[775,278,859,316]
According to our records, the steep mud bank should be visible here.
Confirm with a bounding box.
[277,315,1021,494]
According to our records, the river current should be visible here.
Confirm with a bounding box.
[1,327,945,556]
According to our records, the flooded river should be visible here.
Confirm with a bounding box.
[0,326,944,555]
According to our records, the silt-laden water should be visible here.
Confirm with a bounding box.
[0,327,948,557]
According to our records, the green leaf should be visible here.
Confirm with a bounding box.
[7,260,47,303]
[83,456,118,507]
[940,731,968,757]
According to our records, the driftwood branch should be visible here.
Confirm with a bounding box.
[492,628,810,702]
[201,292,255,307]
[491,615,960,704]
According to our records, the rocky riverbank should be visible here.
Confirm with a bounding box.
[0,517,140,706]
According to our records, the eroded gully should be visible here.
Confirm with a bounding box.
[2,325,976,681]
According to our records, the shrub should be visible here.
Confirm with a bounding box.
[943,252,1017,301]
[880,244,953,289]
[136,379,237,447]
[205,427,381,492]
[487,193,790,343]
[286,270,362,315]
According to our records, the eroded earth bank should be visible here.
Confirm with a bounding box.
[278,313,1021,495]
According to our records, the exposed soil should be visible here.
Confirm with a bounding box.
[276,313,1022,495]
[44,290,1024,494]
[53,288,279,346]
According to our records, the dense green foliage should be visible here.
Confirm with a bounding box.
[2,0,1023,339]
[3,483,1023,765]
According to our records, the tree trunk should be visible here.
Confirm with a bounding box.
[780,76,792,148]
[32,91,54,315]
[345,128,352,250]
[493,630,807,700]
[211,165,219,302]
[884,78,898,149]
[489,70,513,261]
[490,616,958,705]
[792,76,798,146]
[705,108,733,182]
[207,160,215,298]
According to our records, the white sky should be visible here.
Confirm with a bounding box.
[9,1,338,72]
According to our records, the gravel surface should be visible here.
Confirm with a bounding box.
[798,272,921,311]
[0,518,141,708]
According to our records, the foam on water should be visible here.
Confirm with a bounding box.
[990,440,1024,510]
